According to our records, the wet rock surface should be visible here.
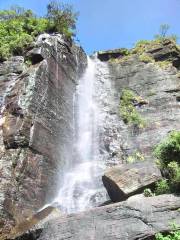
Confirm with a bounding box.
[0,33,87,236]
[12,194,180,240]
[102,161,162,202]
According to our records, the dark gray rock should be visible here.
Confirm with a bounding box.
[97,42,180,166]
[97,48,129,61]
[15,194,180,240]
[102,161,162,202]
[0,34,87,236]
[146,39,180,68]
[0,56,25,75]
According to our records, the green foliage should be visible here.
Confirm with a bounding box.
[155,61,172,69]
[120,89,146,128]
[127,151,144,163]
[131,39,162,55]
[46,1,78,37]
[143,188,154,197]
[154,131,180,166]
[167,161,180,192]
[139,53,154,63]
[0,1,78,61]
[155,228,180,240]
[154,131,180,194]
[154,179,171,195]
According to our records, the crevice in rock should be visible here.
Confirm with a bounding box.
[176,96,180,101]
[30,54,44,65]
[164,89,180,93]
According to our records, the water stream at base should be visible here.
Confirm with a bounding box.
[53,56,108,213]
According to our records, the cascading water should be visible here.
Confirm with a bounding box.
[54,56,108,213]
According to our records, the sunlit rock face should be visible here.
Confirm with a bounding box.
[97,41,180,165]
[0,37,180,240]
[102,161,162,202]
[0,33,87,235]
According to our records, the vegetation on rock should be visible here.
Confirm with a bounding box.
[127,151,144,163]
[143,188,154,197]
[131,39,162,55]
[154,131,180,194]
[155,60,172,69]
[154,179,171,195]
[155,229,180,240]
[0,1,78,61]
[139,53,154,63]
[120,89,146,128]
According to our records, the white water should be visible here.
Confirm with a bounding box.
[53,57,108,213]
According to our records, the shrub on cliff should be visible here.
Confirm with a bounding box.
[154,131,180,193]
[119,89,146,128]
[155,230,180,240]
[0,1,78,61]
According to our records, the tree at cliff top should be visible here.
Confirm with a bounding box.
[46,1,78,37]
[154,24,178,42]
[0,1,78,61]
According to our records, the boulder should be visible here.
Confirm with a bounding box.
[102,161,162,202]
[9,194,180,240]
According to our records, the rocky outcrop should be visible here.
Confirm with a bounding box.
[97,48,129,61]
[12,194,180,240]
[0,33,87,236]
[102,161,162,202]
[96,40,180,165]
[146,39,180,68]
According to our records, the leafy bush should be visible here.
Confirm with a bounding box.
[0,2,78,61]
[120,89,146,128]
[154,131,180,194]
[154,179,170,195]
[155,230,180,240]
[154,131,180,166]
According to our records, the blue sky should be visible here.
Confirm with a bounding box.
[0,0,179,54]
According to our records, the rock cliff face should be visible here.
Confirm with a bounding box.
[0,34,87,236]
[97,40,180,165]
[0,37,180,239]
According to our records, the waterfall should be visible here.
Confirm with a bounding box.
[54,56,108,213]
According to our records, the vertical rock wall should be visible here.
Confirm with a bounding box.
[0,34,87,235]
[97,41,180,164]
